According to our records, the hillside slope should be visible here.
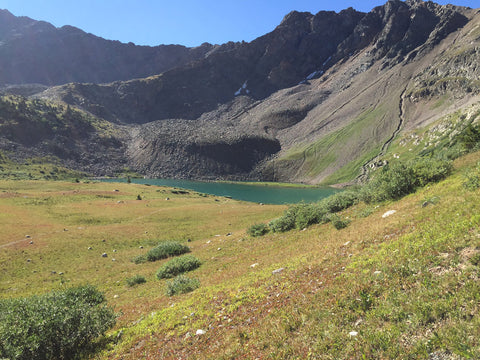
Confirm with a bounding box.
[0,95,127,176]
[2,150,480,359]
[0,1,478,184]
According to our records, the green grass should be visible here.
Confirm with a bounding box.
[279,105,390,184]
[3,151,480,358]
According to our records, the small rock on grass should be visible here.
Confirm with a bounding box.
[196,329,206,336]
[382,210,397,218]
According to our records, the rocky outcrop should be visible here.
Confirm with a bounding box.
[335,0,468,65]
[40,8,366,123]
[42,1,469,127]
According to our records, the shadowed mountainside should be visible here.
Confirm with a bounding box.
[0,9,214,86]
[1,1,480,183]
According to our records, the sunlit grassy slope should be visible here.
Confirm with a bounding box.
[2,150,480,359]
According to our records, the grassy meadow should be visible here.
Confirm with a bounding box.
[2,151,480,358]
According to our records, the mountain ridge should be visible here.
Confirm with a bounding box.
[0,9,215,86]
[1,1,479,184]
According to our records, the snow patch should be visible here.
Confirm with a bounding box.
[307,71,318,80]
[299,70,324,84]
[234,80,250,96]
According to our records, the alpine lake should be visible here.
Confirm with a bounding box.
[102,178,339,205]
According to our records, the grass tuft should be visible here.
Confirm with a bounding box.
[126,275,146,287]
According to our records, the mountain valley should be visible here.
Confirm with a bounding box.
[0,0,478,184]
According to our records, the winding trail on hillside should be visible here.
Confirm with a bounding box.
[356,86,407,183]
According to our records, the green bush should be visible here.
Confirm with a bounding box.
[0,285,116,360]
[269,215,296,233]
[126,274,147,287]
[132,254,147,264]
[322,190,359,213]
[411,158,453,187]
[458,123,480,151]
[257,158,450,235]
[146,241,190,262]
[463,163,480,191]
[156,255,202,279]
[165,275,200,296]
[360,162,416,203]
[328,214,351,230]
[266,192,359,234]
[247,223,270,237]
[290,203,326,229]
[360,158,452,203]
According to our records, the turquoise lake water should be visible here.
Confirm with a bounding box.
[102,178,339,205]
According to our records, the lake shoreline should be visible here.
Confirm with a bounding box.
[100,178,340,205]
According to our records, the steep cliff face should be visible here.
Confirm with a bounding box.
[2,1,479,183]
[42,1,469,126]
[39,8,365,123]
[0,9,214,86]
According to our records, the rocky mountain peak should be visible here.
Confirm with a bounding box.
[0,12,215,86]
[1,1,479,183]
[279,11,313,27]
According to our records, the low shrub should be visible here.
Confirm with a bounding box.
[290,203,326,229]
[132,254,147,264]
[0,285,116,360]
[156,255,202,279]
[146,241,190,262]
[463,163,480,190]
[360,162,416,203]
[411,158,453,187]
[265,193,358,234]
[126,274,147,287]
[458,123,480,151]
[360,158,452,203]
[165,275,200,296]
[322,190,359,213]
[328,214,351,230]
[247,223,269,237]
[269,215,296,233]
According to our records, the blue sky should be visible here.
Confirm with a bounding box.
[0,1,476,47]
